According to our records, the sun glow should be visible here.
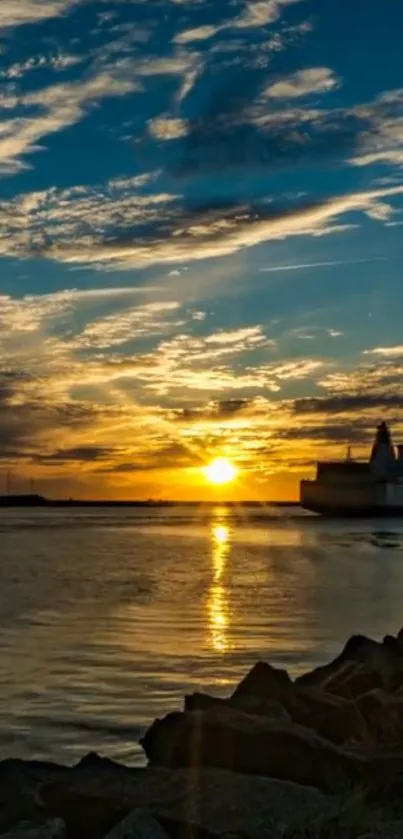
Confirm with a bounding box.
[204,457,238,485]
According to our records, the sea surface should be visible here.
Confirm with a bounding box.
[1,504,403,766]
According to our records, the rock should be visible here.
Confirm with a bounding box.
[312,688,403,750]
[103,810,170,839]
[383,635,403,656]
[230,662,309,723]
[184,694,228,713]
[140,706,364,790]
[37,765,330,839]
[296,634,403,693]
[137,769,327,839]
[1,821,65,838]
[0,760,69,835]
[358,826,403,839]
[40,785,129,839]
[356,690,403,747]
[295,687,347,716]
[322,662,383,699]
[232,662,292,700]
[184,692,291,723]
[314,701,367,747]
[74,752,127,772]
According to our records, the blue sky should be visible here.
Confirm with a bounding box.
[1,0,403,499]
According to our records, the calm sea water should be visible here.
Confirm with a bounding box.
[1,505,403,766]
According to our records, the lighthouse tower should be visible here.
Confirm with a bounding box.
[370,421,396,479]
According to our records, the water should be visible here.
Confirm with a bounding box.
[1,504,403,766]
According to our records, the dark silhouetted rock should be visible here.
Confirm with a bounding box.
[35,765,329,839]
[184,692,291,722]
[133,768,327,839]
[296,687,347,716]
[1,822,65,839]
[303,686,403,749]
[314,702,367,747]
[0,760,69,835]
[230,662,309,723]
[383,635,403,656]
[140,707,364,790]
[104,809,170,839]
[232,662,291,700]
[40,785,129,839]
[356,690,403,747]
[359,832,403,839]
[184,694,228,713]
[322,662,383,699]
[296,634,403,693]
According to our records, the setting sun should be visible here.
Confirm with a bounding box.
[204,458,238,485]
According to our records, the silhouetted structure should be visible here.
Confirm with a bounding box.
[301,422,403,516]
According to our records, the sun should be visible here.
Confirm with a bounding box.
[204,457,238,485]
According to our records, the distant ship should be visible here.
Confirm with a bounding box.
[300,422,403,516]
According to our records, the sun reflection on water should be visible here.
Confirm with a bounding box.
[208,511,231,653]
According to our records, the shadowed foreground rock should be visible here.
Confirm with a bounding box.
[140,706,362,790]
[0,761,328,839]
[6,629,403,837]
[295,634,403,693]
[1,822,65,839]
[103,810,170,839]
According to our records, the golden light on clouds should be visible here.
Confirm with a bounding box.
[203,457,238,485]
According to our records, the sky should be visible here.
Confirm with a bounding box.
[1,0,403,501]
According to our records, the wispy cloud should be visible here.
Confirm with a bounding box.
[0,286,329,490]
[174,24,221,45]
[174,0,305,44]
[148,117,189,140]
[259,256,396,273]
[1,0,403,496]
[263,67,339,99]
[2,282,403,491]
[363,345,403,358]
[0,69,140,175]
[75,302,182,349]
[1,53,83,78]
[24,184,403,270]
[0,0,81,30]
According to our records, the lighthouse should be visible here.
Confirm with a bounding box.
[370,422,396,479]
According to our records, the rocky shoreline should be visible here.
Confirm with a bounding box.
[5,630,403,838]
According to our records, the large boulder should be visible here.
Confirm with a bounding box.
[104,810,170,839]
[0,760,69,836]
[147,770,328,839]
[184,692,291,723]
[40,785,129,839]
[358,824,403,839]
[140,707,364,790]
[321,662,384,700]
[1,822,65,839]
[295,686,348,720]
[0,756,330,839]
[296,635,403,693]
[40,765,329,839]
[313,701,368,747]
[355,690,403,747]
[229,662,309,723]
[311,691,402,750]
[231,661,292,699]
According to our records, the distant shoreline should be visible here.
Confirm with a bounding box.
[0,494,300,508]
